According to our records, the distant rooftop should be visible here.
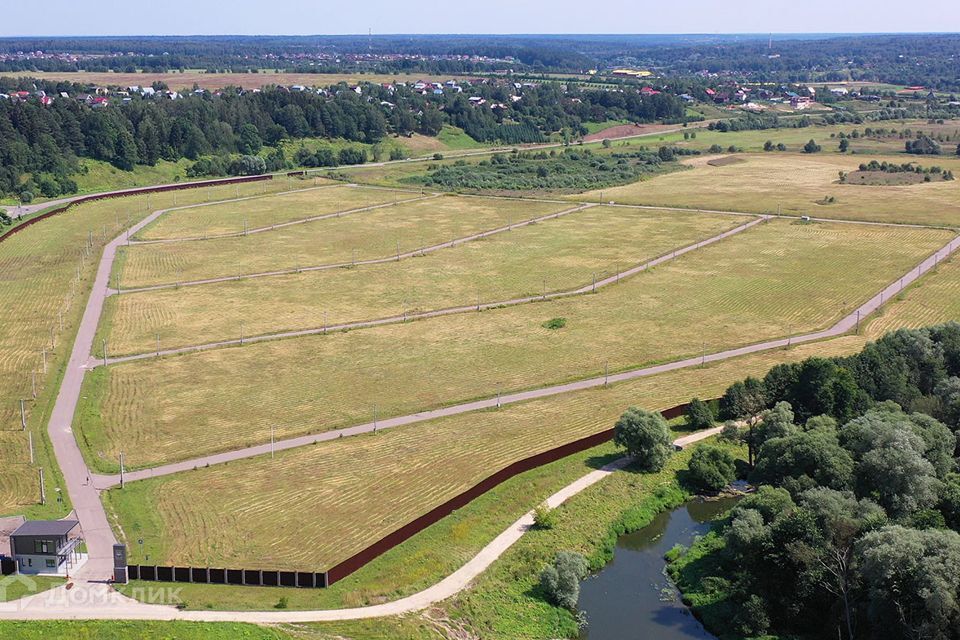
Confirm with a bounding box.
[11,520,79,537]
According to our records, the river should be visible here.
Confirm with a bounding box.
[578,497,739,640]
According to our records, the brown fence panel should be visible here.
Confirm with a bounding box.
[121,400,715,589]
[325,399,711,584]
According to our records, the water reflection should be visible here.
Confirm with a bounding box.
[578,498,738,640]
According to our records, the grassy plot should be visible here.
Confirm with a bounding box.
[98,207,743,356]
[114,195,570,288]
[74,218,946,470]
[135,181,397,240]
[0,621,297,640]
[575,153,960,226]
[865,252,960,339]
[0,575,64,602]
[0,180,293,517]
[103,335,862,578]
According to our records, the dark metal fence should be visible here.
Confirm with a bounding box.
[126,399,712,588]
[0,174,274,245]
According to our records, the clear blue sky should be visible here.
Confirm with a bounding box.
[2,0,958,36]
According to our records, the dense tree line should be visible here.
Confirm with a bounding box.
[0,77,686,198]
[5,34,960,89]
[678,323,960,639]
[411,148,672,192]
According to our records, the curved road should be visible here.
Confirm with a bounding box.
[0,427,720,622]
[9,181,959,622]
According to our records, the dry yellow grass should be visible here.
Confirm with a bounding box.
[103,335,865,571]
[76,219,950,470]
[865,252,960,339]
[136,182,407,240]
[575,153,960,226]
[115,195,571,288]
[0,179,293,515]
[98,207,742,355]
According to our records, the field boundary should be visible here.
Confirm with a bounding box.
[96,214,763,362]
[119,400,698,588]
[0,175,274,246]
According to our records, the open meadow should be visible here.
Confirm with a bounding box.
[135,181,408,240]
[97,207,743,356]
[114,194,571,287]
[76,219,950,470]
[575,153,960,226]
[103,335,864,577]
[865,251,960,339]
[0,179,295,517]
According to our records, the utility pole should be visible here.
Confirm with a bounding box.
[119,452,125,489]
[240,322,244,345]
[702,342,706,367]
[604,360,609,387]
[41,348,47,373]
[28,432,34,465]
[20,399,27,430]
[102,340,107,367]
[271,426,275,459]
[157,333,160,356]
[38,468,45,505]
[31,371,36,398]
[373,404,378,432]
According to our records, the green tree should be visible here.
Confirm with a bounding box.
[539,551,588,609]
[237,123,262,155]
[839,138,849,152]
[858,526,960,639]
[686,445,736,492]
[803,139,821,153]
[752,429,854,496]
[685,397,715,430]
[613,407,673,471]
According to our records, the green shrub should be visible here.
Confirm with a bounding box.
[539,551,588,609]
[542,317,567,330]
[613,407,673,471]
[533,502,558,529]
[686,445,737,493]
[686,397,715,430]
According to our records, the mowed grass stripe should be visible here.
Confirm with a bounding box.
[0,179,294,515]
[116,195,571,288]
[98,207,742,356]
[77,220,950,471]
[103,335,865,572]
[134,177,369,240]
[866,252,960,338]
[574,153,960,227]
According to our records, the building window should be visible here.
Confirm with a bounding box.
[34,540,50,554]
[45,558,56,568]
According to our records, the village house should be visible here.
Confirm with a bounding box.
[6,519,85,576]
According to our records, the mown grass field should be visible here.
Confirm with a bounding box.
[865,252,960,339]
[647,119,960,156]
[0,621,300,640]
[103,335,862,577]
[134,181,396,240]
[0,179,294,517]
[75,219,946,471]
[575,153,960,226]
[114,194,570,288]
[97,207,743,356]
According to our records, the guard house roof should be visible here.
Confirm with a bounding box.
[11,520,79,537]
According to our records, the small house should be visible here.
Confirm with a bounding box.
[8,520,84,575]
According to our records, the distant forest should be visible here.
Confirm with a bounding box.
[2,33,959,89]
[0,78,685,200]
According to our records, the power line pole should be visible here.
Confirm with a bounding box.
[20,399,26,430]
[119,452,125,489]
[38,467,45,505]
[28,432,34,465]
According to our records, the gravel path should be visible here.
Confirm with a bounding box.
[0,427,720,622]
[14,177,960,622]
[97,213,763,365]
